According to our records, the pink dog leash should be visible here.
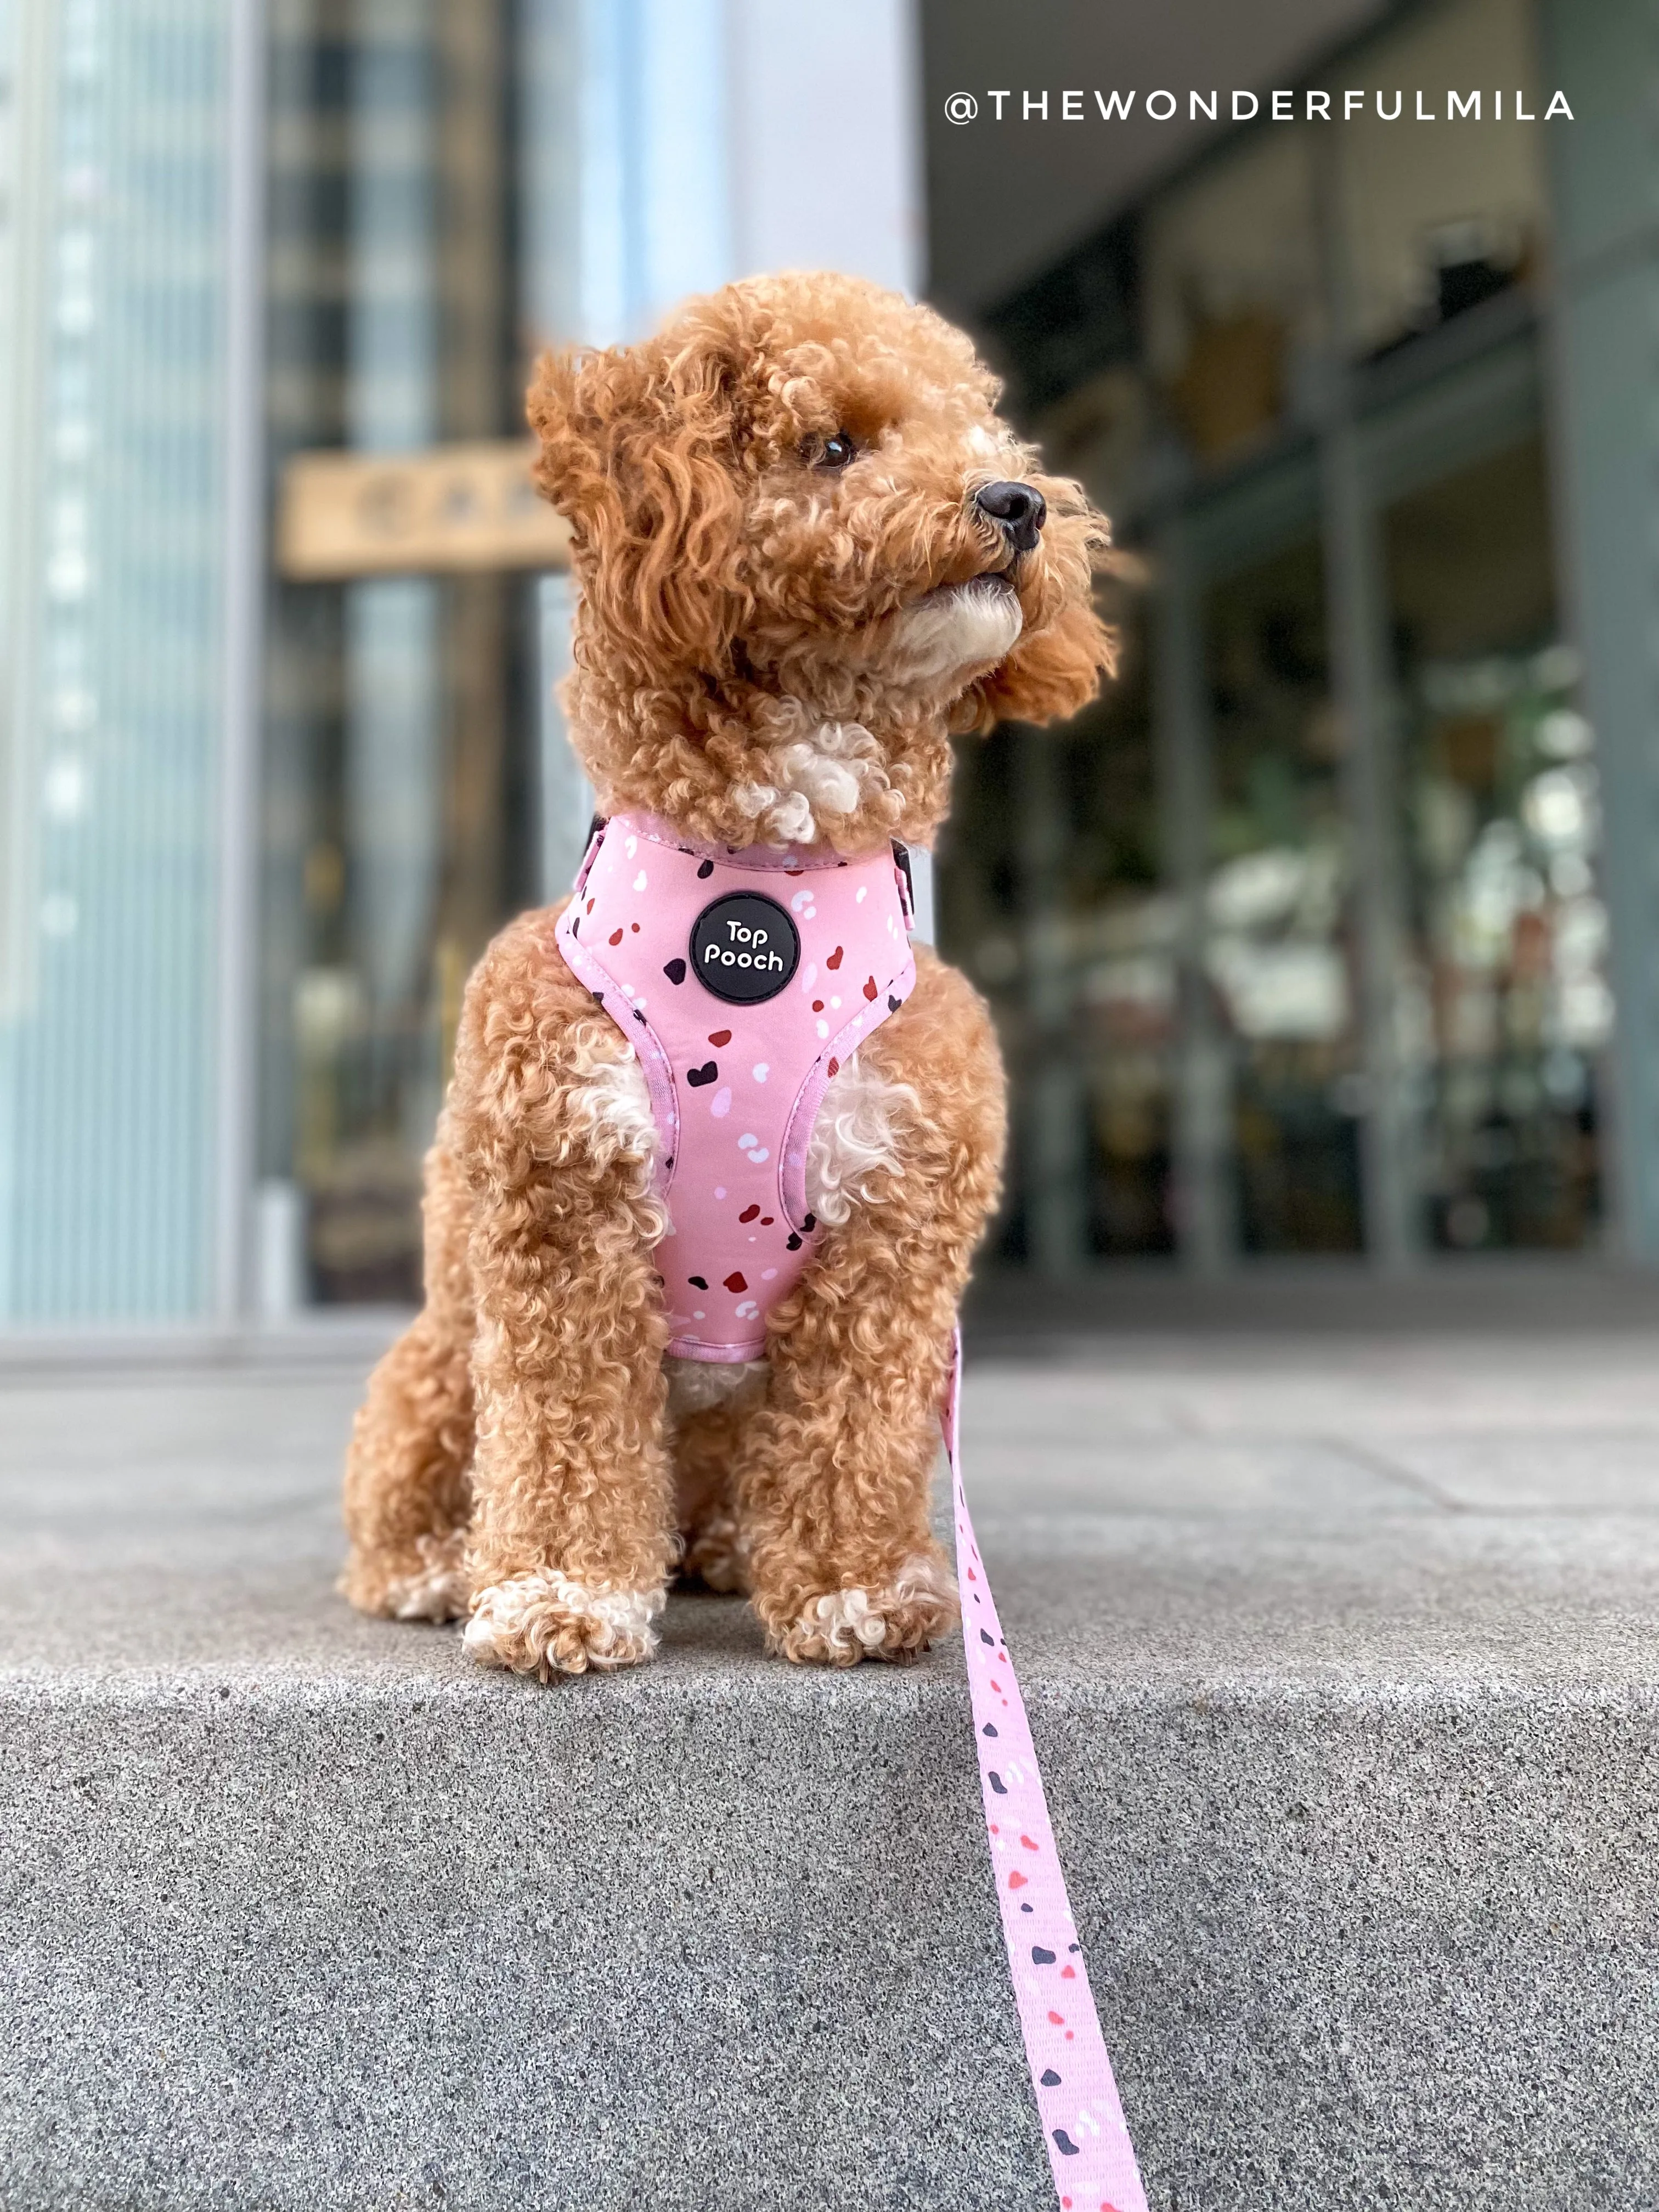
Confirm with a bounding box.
[943,1331,1149,2211]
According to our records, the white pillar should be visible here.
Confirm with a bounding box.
[214,0,268,1324]
[724,0,921,296]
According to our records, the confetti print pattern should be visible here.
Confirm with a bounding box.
[944,1332,1150,2212]
[556,812,916,1361]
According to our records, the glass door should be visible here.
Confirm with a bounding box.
[1200,536,1366,1252]
[1382,434,1608,1249]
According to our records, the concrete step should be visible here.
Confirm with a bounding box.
[3,1333,1659,2210]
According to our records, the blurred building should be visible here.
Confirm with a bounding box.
[927,0,1644,1276]
[0,0,256,1322]
[0,0,917,1325]
[0,0,1650,1330]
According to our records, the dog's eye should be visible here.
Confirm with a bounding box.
[817,431,856,470]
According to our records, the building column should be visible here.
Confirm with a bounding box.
[214,0,268,1322]
[1014,727,1089,1275]
[1537,0,1659,1261]
[724,0,920,298]
[1310,128,1419,1272]
[1154,507,1234,1272]
[1318,411,1418,1271]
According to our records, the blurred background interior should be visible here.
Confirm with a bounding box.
[0,0,1648,1333]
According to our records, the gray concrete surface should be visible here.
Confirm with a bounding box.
[2,1327,1658,2210]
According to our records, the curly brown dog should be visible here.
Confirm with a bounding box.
[342,270,1111,1676]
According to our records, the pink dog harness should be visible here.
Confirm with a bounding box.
[556,810,917,1361]
[557,810,1149,2208]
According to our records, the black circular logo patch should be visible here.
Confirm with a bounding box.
[690,892,800,1005]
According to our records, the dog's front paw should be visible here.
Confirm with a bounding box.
[342,1531,469,1623]
[771,1550,959,1668]
[462,1570,663,1680]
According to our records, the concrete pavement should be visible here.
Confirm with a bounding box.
[2,1323,1657,2208]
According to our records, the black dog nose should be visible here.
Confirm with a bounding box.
[973,478,1046,554]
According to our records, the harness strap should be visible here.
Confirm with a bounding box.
[944,1329,1149,2211]
[890,838,916,929]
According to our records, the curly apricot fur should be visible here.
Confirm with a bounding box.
[342,272,1111,1673]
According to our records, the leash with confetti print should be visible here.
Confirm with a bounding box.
[943,1332,1149,2212]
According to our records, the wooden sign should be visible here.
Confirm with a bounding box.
[276,439,572,579]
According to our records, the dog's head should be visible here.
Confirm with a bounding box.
[529,270,1113,851]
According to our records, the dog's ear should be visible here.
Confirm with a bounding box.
[527,326,749,673]
[527,345,620,532]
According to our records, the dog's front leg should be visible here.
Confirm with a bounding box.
[736,952,1007,1665]
[450,911,676,1679]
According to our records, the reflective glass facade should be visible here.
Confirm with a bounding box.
[0,0,236,1320]
[262,0,540,1303]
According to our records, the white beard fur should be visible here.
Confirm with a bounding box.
[883,577,1023,690]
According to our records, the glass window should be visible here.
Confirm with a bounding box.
[1327,0,1548,357]
[1203,539,1365,1252]
[1384,435,1607,1249]
[938,724,1024,1265]
[1142,127,1322,466]
[938,583,1174,1262]
[260,0,545,1306]
[273,574,538,1304]
[1068,593,1175,1256]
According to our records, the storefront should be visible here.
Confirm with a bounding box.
[943,0,1624,1272]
